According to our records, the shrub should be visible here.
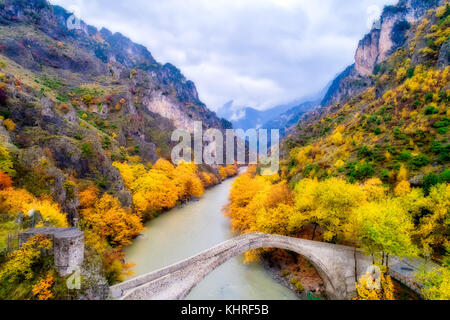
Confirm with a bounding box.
[397,151,412,162]
[433,118,449,129]
[0,171,12,190]
[431,141,450,163]
[422,173,440,196]
[81,143,93,156]
[358,146,374,159]
[425,106,439,115]
[424,93,434,103]
[440,169,450,183]
[413,100,422,108]
[57,103,70,114]
[0,88,7,105]
[356,163,376,180]
[346,162,375,181]
[295,281,305,292]
[409,155,430,169]
[102,137,111,150]
[394,128,406,140]
[2,118,15,131]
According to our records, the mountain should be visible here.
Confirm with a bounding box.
[263,100,320,137]
[0,0,228,221]
[282,0,449,192]
[0,0,229,131]
[218,89,326,132]
[216,100,298,131]
[321,0,445,107]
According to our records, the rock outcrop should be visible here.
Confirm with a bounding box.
[322,0,444,107]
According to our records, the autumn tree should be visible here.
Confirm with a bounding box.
[0,143,14,176]
[80,193,144,248]
[352,198,418,266]
[416,260,450,300]
[0,171,12,189]
[0,188,68,227]
[132,170,179,218]
[0,235,52,284]
[290,178,366,241]
[32,273,54,300]
[173,163,204,200]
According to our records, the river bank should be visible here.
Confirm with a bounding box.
[260,250,327,300]
[124,173,299,300]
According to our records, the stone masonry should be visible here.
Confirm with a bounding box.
[19,227,84,276]
[110,233,438,300]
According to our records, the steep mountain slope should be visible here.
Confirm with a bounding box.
[0,0,228,222]
[227,3,449,293]
[282,1,449,192]
[322,0,446,107]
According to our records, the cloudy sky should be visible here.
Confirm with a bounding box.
[50,0,397,112]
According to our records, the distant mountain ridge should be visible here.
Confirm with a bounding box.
[217,88,326,135]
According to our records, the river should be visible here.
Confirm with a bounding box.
[124,171,299,300]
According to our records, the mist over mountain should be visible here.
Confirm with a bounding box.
[217,88,327,135]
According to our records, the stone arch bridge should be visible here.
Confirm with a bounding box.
[110,233,379,300]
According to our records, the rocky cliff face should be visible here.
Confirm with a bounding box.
[322,0,444,107]
[355,0,442,76]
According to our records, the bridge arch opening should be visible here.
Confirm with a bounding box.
[187,247,328,299]
[180,237,336,300]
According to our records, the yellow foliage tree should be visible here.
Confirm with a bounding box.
[290,178,366,241]
[352,198,418,262]
[132,169,179,217]
[416,263,450,300]
[0,235,52,284]
[0,188,68,227]
[3,118,16,131]
[0,143,15,176]
[153,158,175,177]
[362,178,387,201]
[394,180,412,196]
[173,163,204,200]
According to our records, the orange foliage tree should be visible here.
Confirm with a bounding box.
[0,171,12,190]
[80,192,144,248]
[32,273,54,300]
